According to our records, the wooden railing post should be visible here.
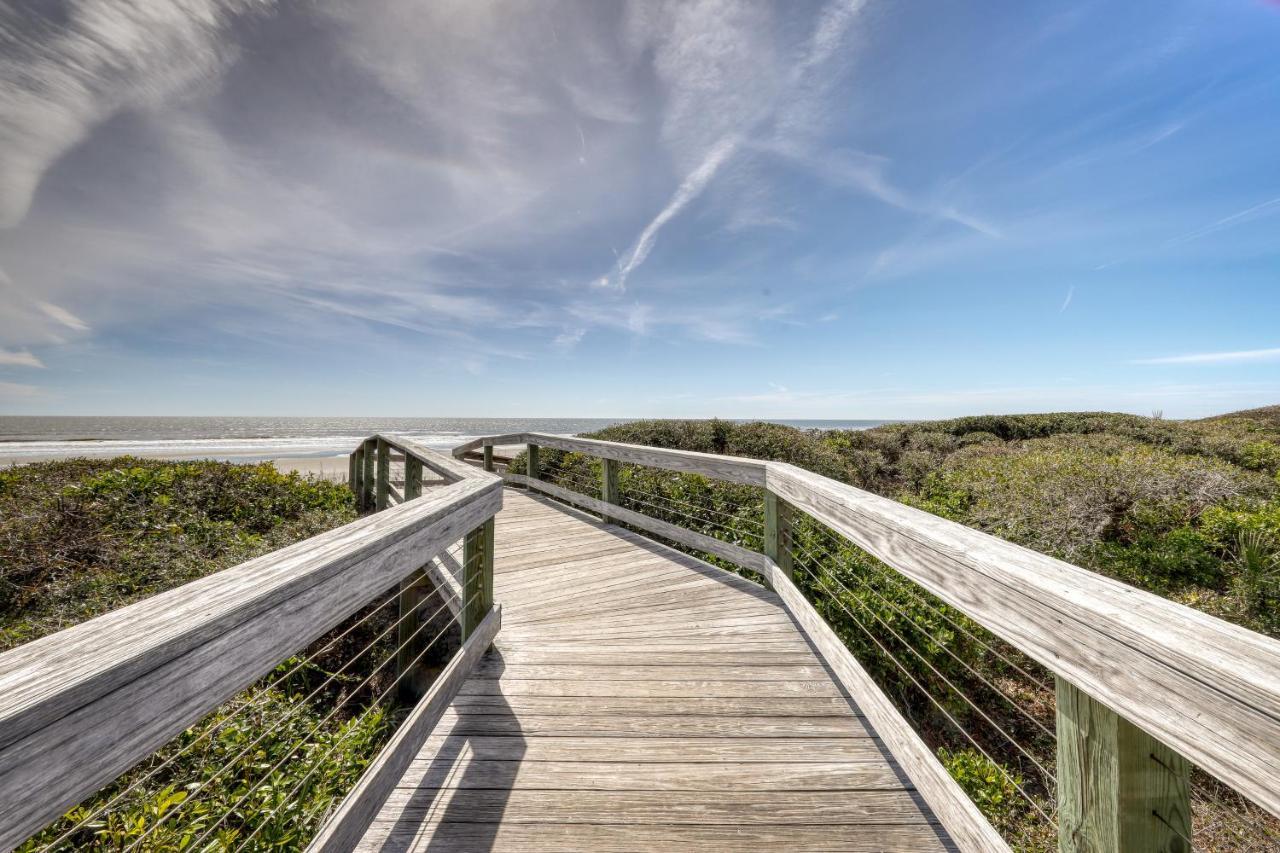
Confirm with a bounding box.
[1056,677,1190,853]
[483,444,494,472]
[404,456,423,501]
[764,490,793,585]
[395,569,430,703]
[361,438,376,510]
[375,438,390,510]
[350,446,364,510]
[600,458,620,525]
[526,443,540,481]
[462,518,495,641]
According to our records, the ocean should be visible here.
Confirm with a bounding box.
[0,416,893,464]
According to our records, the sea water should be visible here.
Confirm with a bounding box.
[0,416,892,464]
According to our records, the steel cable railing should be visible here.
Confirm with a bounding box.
[226,587,482,852]
[119,573,465,851]
[29,582,410,852]
[187,585,481,852]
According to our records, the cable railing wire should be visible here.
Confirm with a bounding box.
[619,491,764,544]
[122,573,463,850]
[34,582,409,851]
[790,540,1056,791]
[790,536,1056,743]
[227,587,484,852]
[790,523,1050,693]
[618,483,765,530]
[791,554,1056,827]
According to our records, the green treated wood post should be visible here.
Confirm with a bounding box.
[375,438,390,511]
[348,452,357,497]
[395,568,430,703]
[361,439,376,510]
[462,517,495,641]
[483,444,494,472]
[350,447,364,509]
[1056,677,1191,853]
[527,443,540,480]
[601,458,620,525]
[404,456,423,500]
[764,491,793,585]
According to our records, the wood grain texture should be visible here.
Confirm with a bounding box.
[505,473,765,572]
[353,491,954,852]
[306,607,501,853]
[0,478,502,850]
[1056,677,1190,853]
[452,432,768,486]
[356,822,955,852]
[764,556,1010,853]
[766,461,1280,819]
[376,438,390,510]
[381,435,488,485]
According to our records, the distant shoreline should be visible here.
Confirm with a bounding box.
[0,416,895,469]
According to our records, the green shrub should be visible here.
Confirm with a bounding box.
[911,434,1265,562]
[1232,529,1280,617]
[0,458,355,650]
[939,747,1029,834]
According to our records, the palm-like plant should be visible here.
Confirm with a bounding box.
[1234,528,1280,614]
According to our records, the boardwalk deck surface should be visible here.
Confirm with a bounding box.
[355,490,954,852]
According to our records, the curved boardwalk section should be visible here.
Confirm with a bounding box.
[355,491,954,852]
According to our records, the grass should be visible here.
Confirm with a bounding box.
[1,457,412,851]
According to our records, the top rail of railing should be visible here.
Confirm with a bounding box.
[0,440,501,850]
[456,430,1280,824]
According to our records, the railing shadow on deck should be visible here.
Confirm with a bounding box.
[373,652,526,853]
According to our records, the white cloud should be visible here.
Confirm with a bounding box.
[0,381,42,399]
[1060,286,1074,312]
[611,136,739,291]
[37,302,90,332]
[0,349,45,368]
[608,0,870,290]
[0,0,263,227]
[552,328,586,351]
[1132,347,1280,366]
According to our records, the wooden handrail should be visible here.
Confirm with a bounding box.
[459,430,1280,833]
[452,431,767,486]
[0,438,502,850]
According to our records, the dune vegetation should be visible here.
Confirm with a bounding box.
[1,458,405,851]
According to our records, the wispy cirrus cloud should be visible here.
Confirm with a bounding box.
[1133,347,1280,366]
[0,349,44,368]
[605,0,872,291]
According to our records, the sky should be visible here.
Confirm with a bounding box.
[0,0,1278,419]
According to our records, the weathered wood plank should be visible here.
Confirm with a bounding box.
[506,473,765,572]
[412,734,883,763]
[306,607,501,853]
[352,490,952,852]
[388,759,903,791]
[458,678,845,699]
[448,694,859,717]
[764,557,1010,852]
[471,663,832,681]
[357,822,954,853]
[367,788,934,825]
[454,432,768,487]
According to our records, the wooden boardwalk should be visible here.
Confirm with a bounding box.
[355,490,954,852]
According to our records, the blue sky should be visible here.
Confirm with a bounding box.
[0,0,1278,419]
